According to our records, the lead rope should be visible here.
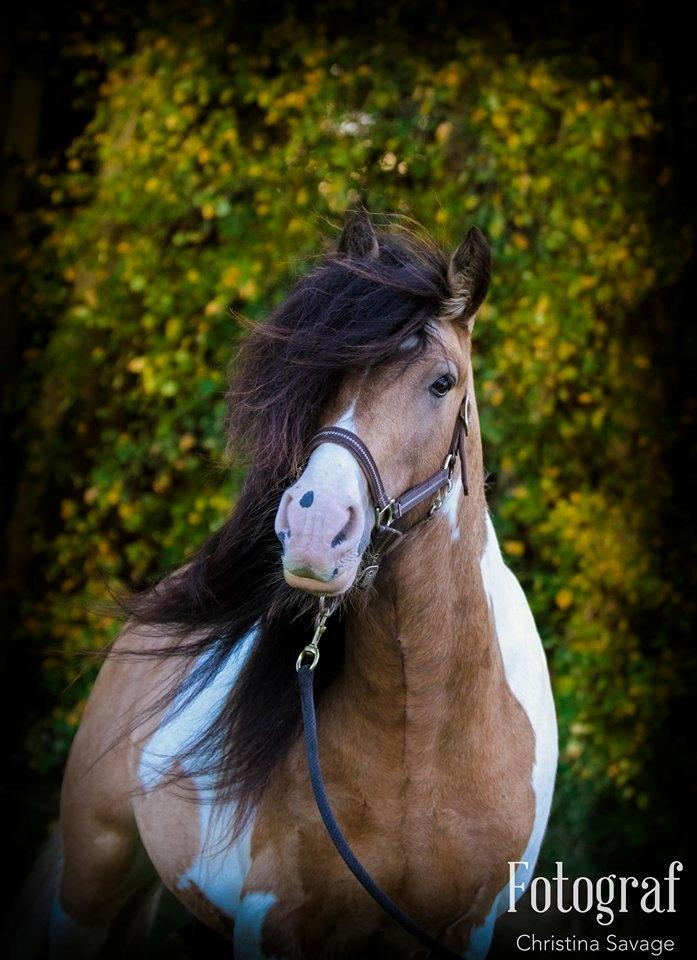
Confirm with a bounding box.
[296,598,464,960]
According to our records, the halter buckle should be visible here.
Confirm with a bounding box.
[375,499,395,528]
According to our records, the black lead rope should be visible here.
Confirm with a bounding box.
[297,663,465,960]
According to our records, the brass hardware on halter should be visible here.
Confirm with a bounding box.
[428,480,453,516]
[428,450,456,516]
[295,595,338,672]
[357,562,380,587]
[375,499,395,528]
[461,394,471,435]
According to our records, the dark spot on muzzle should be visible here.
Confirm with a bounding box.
[299,490,314,508]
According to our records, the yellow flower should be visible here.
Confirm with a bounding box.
[555,589,574,610]
[435,121,452,144]
[152,474,171,494]
[222,265,240,287]
[128,357,145,374]
[61,500,76,520]
[504,540,525,557]
[239,279,258,300]
[571,218,591,242]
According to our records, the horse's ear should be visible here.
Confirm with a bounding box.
[446,226,492,327]
[337,207,379,260]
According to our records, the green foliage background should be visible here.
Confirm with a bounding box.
[6,2,695,876]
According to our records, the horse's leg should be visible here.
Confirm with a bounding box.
[51,815,153,958]
[50,724,155,960]
[48,638,166,959]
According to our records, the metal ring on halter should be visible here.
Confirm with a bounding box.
[462,394,471,435]
[428,477,453,517]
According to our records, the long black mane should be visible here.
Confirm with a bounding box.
[122,220,452,831]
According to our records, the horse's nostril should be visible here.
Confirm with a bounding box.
[331,530,346,549]
[330,506,358,551]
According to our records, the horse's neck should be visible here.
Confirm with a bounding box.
[340,463,498,741]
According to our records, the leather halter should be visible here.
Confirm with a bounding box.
[304,394,471,585]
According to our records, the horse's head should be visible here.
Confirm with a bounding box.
[275,210,491,595]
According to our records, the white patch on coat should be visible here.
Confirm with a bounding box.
[138,626,258,792]
[138,626,275,956]
[440,474,462,541]
[466,512,558,959]
[235,892,280,960]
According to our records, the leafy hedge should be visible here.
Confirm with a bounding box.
[14,11,691,870]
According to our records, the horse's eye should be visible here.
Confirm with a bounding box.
[429,374,455,398]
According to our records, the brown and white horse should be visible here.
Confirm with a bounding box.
[25,212,557,959]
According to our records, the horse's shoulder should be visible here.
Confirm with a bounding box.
[87,622,183,725]
[62,623,189,801]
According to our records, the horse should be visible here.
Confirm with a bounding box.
[24,210,558,959]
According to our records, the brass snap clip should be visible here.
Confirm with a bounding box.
[295,595,338,672]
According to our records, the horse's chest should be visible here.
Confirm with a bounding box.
[134,649,537,957]
[241,694,535,957]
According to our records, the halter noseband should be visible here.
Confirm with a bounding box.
[304,394,471,586]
